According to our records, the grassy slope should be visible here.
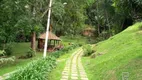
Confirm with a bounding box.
[82,23,142,80]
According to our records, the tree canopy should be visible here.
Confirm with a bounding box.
[86,0,142,37]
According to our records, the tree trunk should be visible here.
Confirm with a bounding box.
[31,31,36,51]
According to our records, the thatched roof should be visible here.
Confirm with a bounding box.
[38,32,61,41]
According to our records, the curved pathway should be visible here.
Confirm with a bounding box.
[61,48,88,80]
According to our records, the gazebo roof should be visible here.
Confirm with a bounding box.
[38,32,61,41]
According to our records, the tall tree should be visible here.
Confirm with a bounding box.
[51,0,88,36]
[86,0,142,37]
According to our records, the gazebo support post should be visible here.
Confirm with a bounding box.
[49,40,51,46]
[56,40,57,45]
[54,40,55,46]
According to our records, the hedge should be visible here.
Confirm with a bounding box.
[50,44,80,58]
[83,44,95,56]
[6,56,56,80]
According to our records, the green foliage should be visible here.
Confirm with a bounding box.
[6,43,79,80]
[26,48,35,58]
[0,56,16,67]
[0,50,5,56]
[6,56,56,80]
[51,44,80,58]
[83,44,95,56]
[4,43,13,56]
[52,0,88,36]
[86,0,142,39]
[0,0,49,43]
[0,0,90,43]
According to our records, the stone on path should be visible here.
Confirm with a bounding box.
[71,76,78,80]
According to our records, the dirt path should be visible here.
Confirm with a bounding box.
[60,48,88,80]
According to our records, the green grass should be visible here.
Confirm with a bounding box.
[12,42,31,56]
[82,23,142,80]
[61,35,87,46]
[0,42,43,76]
[48,48,79,80]
[12,42,42,56]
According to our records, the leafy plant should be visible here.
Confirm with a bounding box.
[51,44,80,58]
[4,43,13,56]
[83,44,95,56]
[0,56,16,67]
[0,50,5,56]
[6,56,56,80]
[26,48,35,58]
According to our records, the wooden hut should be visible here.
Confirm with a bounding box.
[38,31,61,51]
[83,27,95,36]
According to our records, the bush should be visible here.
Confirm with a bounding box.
[0,50,5,56]
[4,44,13,56]
[6,56,56,80]
[51,44,80,58]
[0,56,16,67]
[91,53,96,58]
[26,48,35,58]
[50,51,61,58]
[83,44,95,56]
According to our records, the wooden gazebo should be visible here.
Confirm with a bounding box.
[38,31,61,51]
[83,27,95,36]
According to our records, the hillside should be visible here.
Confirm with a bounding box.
[82,23,142,80]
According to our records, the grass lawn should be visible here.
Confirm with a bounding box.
[61,35,87,46]
[48,48,79,80]
[82,23,142,80]
[0,42,43,76]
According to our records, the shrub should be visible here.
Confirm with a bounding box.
[0,50,5,56]
[6,56,56,80]
[83,44,95,56]
[50,44,80,58]
[26,48,35,58]
[4,44,13,56]
[91,53,96,58]
[0,56,16,67]
[51,51,61,58]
